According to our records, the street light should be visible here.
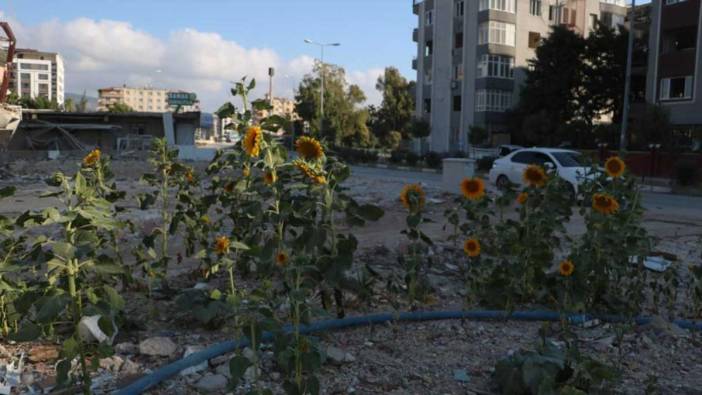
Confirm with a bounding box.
[304,39,341,136]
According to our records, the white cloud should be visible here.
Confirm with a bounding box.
[5,15,385,111]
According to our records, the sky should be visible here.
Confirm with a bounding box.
[0,0,417,111]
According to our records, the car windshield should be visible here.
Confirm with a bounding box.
[551,152,586,167]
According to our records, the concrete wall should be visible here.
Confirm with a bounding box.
[429,0,454,153]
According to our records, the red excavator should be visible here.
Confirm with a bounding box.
[0,21,16,103]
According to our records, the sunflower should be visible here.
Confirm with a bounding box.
[224,181,235,193]
[185,169,195,183]
[523,165,547,188]
[200,215,210,225]
[559,259,575,277]
[461,177,485,200]
[293,159,326,185]
[275,251,289,268]
[263,170,277,185]
[242,165,251,178]
[592,193,620,215]
[517,192,528,205]
[313,175,328,185]
[463,239,481,258]
[242,126,263,157]
[295,136,324,161]
[83,148,101,167]
[214,236,230,255]
[399,184,426,212]
[605,156,626,178]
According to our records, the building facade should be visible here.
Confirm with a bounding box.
[97,86,169,112]
[256,94,300,121]
[9,48,64,105]
[645,0,702,128]
[412,0,627,152]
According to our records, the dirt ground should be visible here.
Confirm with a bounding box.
[0,158,701,394]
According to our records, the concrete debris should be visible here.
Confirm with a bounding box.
[138,337,178,357]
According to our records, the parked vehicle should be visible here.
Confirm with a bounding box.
[488,148,591,195]
[497,144,524,157]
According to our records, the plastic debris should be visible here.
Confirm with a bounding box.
[629,256,672,272]
[453,369,470,383]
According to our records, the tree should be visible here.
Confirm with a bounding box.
[374,67,415,141]
[513,26,587,145]
[629,104,672,149]
[77,91,89,112]
[64,97,76,112]
[409,117,430,139]
[107,102,134,113]
[295,61,370,146]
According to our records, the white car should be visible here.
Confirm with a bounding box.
[488,148,591,195]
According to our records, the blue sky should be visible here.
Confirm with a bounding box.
[0,0,417,109]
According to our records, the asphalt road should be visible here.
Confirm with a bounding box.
[350,165,702,217]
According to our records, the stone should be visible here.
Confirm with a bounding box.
[180,346,208,376]
[325,346,355,365]
[114,342,138,355]
[215,363,231,378]
[99,355,124,373]
[120,358,141,376]
[244,366,261,383]
[139,337,178,357]
[194,374,228,392]
[28,345,59,362]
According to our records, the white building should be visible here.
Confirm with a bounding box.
[9,49,64,105]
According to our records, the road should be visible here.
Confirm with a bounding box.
[350,165,702,218]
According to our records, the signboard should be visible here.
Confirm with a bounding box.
[167,91,197,106]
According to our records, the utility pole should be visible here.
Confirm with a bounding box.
[619,0,636,153]
[268,67,275,105]
[304,39,341,137]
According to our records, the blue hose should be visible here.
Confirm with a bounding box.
[116,310,702,395]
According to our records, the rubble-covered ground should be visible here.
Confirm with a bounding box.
[0,158,701,394]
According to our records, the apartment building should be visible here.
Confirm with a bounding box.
[256,94,300,120]
[97,86,169,112]
[8,48,64,105]
[412,0,627,152]
[645,0,702,128]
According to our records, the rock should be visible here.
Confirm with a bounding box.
[180,346,207,376]
[114,342,138,355]
[244,366,261,383]
[28,345,59,362]
[215,363,231,378]
[139,337,178,357]
[194,374,228,392]
[326,346,355,365]
[120,358,141,375]
[270,371,281,381]
[99,355,124,373]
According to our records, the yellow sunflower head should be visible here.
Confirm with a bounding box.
[400,184,426,213]
[461,177,485,201]
[592,193,620,215]
[605,156,626,178]
[185,169,195,184]
[523,165,547,188]
[200,215,210,225]
[517,192,528,205]
[313,175,328,185]
[263,170,277,185]
[463,239,481,258]
[243,126,263,157]
[275,251,289,268]
[242,164,251,178]
[83,148,101,167]
[293,159,326,185]
[214,235,231,255]
[559,259,575,277]
[295,136,325,161]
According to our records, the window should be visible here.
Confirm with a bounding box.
[425,10,433,25]
[454,64,464,81]
[511,151,554,166]
[549,6,555,21]
[475,90,512,112]
[528,32,541,48]
[456,1,464,17]
[424,68,433,84]
[665,0,687,4]
[425,40,433,56]
[562,8,569,24]
[38,74,49,80]
[478,0,515,13]
[455,32,463,48]
[453,95,462,111]
[590,14,598,30]
[424,98,432,114]
[477,55,514,79]
[660,76,694,100]
[662,27,698,52]
[529,0,542,16]
[478,21,516,46]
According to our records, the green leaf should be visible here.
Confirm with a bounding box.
[36,294,70,323]
[229,355,252,386]
[62,336,80,359]
[52,242,76,260]
[10,322,42,342]
[103,286,125,310]
[230,241,250,250]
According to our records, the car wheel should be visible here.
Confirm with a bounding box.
[496,175,510,190]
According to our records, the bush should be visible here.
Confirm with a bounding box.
[389,150,405,164]
[385,131,403,150]
[476,156,497,172]
[331,146,379,164]
[405,152,420,166]
[424,151,442,169]
[674,159,701,186]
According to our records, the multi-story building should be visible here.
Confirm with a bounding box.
[8,48,64,105]
[256,94,300,120]
[97,86,169,112]
[645,0,702,130]
[412,0,627,152]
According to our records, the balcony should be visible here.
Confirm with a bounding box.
[412,57,418,70]
[413,0,423,15]
[413,28,419,42]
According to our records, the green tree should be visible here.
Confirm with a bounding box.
[77,91,89,112]
[107,102,134,113]
[295,62,370,146]
[409,116,430,139]
[513,26,587,145]
[64,97,76,112]
[374,67,415,141]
